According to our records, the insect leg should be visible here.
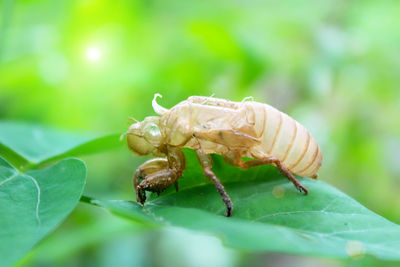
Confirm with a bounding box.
[133,158,169,186]
[134,149,186,204]
[174,182,179,192]
[135,168,181,204]
[167,147,186,193]
[196,150,233,217]
[234,157,308,195]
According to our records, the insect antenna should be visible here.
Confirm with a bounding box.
[127,117,139,126]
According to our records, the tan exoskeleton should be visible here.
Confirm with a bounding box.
[123,94,322,217]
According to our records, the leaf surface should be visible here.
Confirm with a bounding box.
[0,157,86,267]
[0,120,122,166]
[93,150,400,260]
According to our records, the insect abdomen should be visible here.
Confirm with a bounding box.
[251,103,322,178]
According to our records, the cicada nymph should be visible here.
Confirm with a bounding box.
[122,94,322,217]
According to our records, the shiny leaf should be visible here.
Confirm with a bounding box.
[0,120,122,167]
[92,150,400,260]
[0,157,86,267]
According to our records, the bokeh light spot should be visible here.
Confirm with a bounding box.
[272,185,285,198]
[86,46,102,62]
[346,240,365,259]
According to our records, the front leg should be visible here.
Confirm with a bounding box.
[196,150,233,217]
[134,148,186,204]
[135,168,181,204]
[133,158,169,190]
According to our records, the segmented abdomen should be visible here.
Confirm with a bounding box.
[250,103,322,178]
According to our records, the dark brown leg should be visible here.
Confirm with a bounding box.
[133,149,186,205]
[135,169,180,204]
[236,157,308,195]
[174,182,179,192]
[196,151,233,217]
[133,158,169,190]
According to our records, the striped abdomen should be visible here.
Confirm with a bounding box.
[249,102,322,178]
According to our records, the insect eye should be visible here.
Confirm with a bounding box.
[143,123,162,145]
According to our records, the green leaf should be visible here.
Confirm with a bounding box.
[91,150,400,260]
[0,157,87,267]
[0,120,122,167]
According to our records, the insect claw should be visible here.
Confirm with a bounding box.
[174,181,179,192]
[136,186,147,204]
[297,184,308,195]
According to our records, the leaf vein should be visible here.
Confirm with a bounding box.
[24,175,41,226]
[0,172,19,187]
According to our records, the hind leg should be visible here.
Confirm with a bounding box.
[225,154,308,195]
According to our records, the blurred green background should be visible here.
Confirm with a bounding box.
[1,0,400,266]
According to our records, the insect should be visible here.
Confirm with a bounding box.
[122,94,322,217]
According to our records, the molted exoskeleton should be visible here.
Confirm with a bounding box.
[123,94,322,217]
